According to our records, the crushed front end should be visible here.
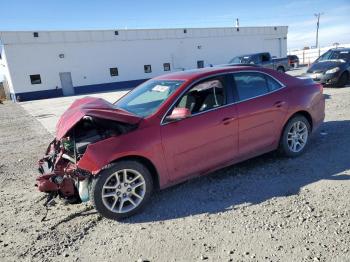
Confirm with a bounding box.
[37,137,91,205]
[35,97,140,206]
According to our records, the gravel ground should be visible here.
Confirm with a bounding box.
[0,85,349,262]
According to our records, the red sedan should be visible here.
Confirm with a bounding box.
[37,66,325,220]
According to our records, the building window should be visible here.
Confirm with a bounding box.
[30,74,41,85]
[184,29,187,34]
[110,67,119,77]
[144,65,152,73]
[33,32,39,37]
[197,60,204,68]
[163,63,171,71]
[114,31,119,35]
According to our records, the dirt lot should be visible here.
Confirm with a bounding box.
[0,85,350,262]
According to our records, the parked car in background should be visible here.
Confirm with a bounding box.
[36,66,325,220]
[287,55,300,68]
[305,48,350,87]
[229,52,290,72]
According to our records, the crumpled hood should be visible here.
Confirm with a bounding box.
[56,97,142,139]
[307,60,345,73]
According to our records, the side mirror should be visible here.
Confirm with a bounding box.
[165,107,191,121]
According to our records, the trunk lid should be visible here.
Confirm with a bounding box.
[56,97,142,139]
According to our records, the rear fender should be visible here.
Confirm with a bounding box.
[281,82,324,133]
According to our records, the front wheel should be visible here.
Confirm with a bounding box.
[277,66,285,73]
[335,72,349,88]
[279,115,311,157]
[90,160,153,220]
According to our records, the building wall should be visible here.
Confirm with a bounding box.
[0,27,288,101]
[0,47,15,99]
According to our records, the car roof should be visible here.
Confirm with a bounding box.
[154,66,266,81]
[330,47,350,52]
[236,52,267,57]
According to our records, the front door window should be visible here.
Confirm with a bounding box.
[169,77,226,118]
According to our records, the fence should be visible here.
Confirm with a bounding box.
[288,44,350,65]
[0,82,5,100]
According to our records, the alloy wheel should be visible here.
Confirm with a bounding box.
[287,121,308,153]
[101,169,146,213]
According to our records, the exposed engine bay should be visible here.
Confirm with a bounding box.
[36,116,137,205]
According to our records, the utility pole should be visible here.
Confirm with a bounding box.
[314,13,323,48]
[235,18,240,31]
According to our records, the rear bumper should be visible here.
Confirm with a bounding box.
[312,112,324,133]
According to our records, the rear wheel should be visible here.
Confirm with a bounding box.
[335,72,349,87]
[277,66,285,73]
[279,115,311,157]
[90,160,153,220]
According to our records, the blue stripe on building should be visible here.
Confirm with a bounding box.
[74,79,148,95]
[11,78,149,102]
[11,89,63,102]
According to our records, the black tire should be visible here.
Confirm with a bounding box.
[90,160,153,220]
[277,66,285,73]
[279,115,311,157]
[335,72,349,88]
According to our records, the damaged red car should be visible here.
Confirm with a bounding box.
[36,66,325,220]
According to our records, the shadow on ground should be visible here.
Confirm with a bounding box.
[324,83,350,89]
[123,119,350,223]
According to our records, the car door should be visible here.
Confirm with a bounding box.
[232,72,289,158]
[160,76,238,182]
[260,53,274,69]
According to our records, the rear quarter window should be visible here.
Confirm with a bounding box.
[266,75,283,91]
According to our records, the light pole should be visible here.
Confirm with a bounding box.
[314,13,323,56]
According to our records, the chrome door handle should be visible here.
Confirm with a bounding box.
[222,117,236,125]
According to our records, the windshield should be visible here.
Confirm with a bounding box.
[317,50,350,62]
[114,80,184,117]
[229,55,256,64]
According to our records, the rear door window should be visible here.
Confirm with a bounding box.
[233,72,269,101]
[233,72,283,101]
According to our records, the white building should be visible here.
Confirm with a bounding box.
[0,26,288,101]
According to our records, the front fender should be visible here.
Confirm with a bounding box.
[76,127,170,188]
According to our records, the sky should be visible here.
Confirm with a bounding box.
[0,0,349,81]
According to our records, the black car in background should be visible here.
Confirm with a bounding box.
[287,55,299,68]
[306,48,350,87]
